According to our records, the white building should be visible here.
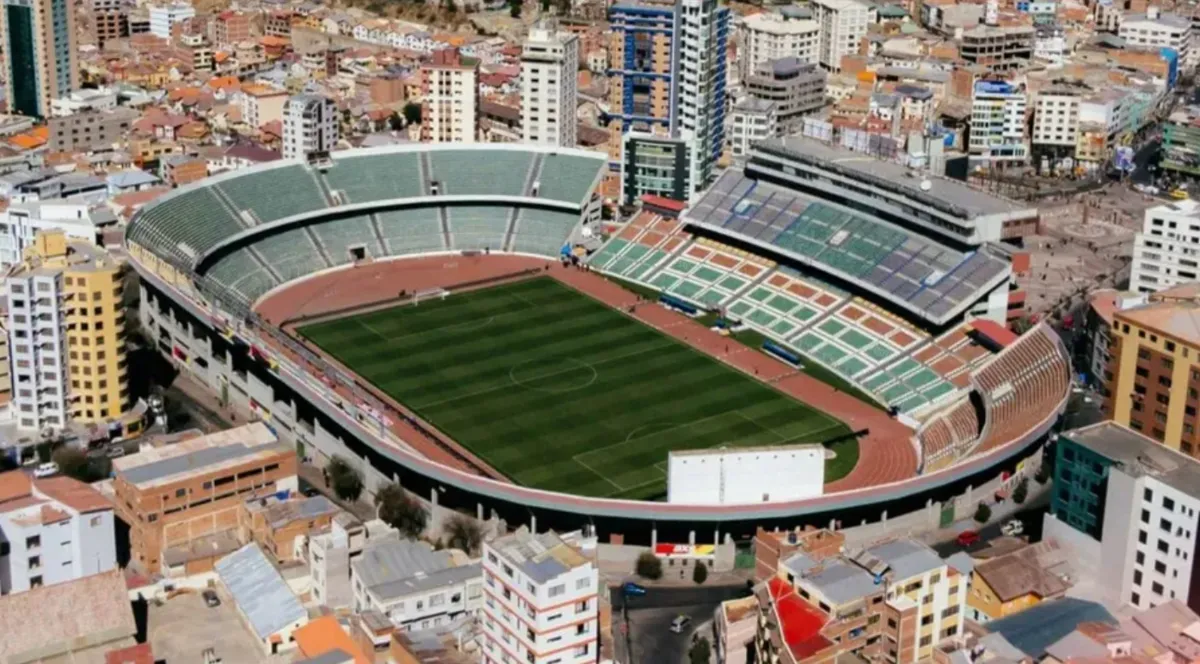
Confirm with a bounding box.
[1032,88,1081,150]
[148,1,195,39]
[351,537,483,632]
[1130,201,1200,293]
[481,528,599,664]
[6,262,70,432]
[1033,27,1068,66]
[520,26,579,147]
[49,88,118,118]
[0,199,118,268]
[673,0,730,194]
[810,0,873,72]
[282,94,339,160]
[0,471,117,595]
[1119,8,1192,71]
[969,80,1029,164]
[421,50,478,143]
[308,514,396,610]
[728,99,778,159]
[1048,422,1200,613]
[740,12,820,77]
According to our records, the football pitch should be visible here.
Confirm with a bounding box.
[298,277,855,500]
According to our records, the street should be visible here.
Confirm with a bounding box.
[612,584,751,664]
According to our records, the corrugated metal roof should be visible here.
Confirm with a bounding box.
[120,442,277,485]
[215,543,307,640]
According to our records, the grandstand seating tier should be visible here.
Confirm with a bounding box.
[324,153,424,204]
[216,165,329,223]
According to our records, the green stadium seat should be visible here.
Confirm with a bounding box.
[376,208,444,255]
[448,206,509,252]
[840,329,873,350]
[127,187,246,268]
[536,154,605,203]
[253,228,326,282]
[218,165,328,223]
[429,150,532,196]
[310,216,383,265]
[325,153,423,203]
[512,208,579,256]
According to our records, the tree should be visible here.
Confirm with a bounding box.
[327,456,364,502]
[446,0,458,13]
[974,502,992,524]
[1013,477,1029,505]
[635,552,662,580]
[52,446,91,482]
[689,637,711,664]
[402,102,422,127]
[376,483,427,539]
[444,513,484,555]
[509,0,521,18]
[1034,464,1051,485]
[692,562,708,585]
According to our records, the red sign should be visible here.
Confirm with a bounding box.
[655,544,691,556]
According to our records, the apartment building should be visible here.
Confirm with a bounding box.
[308,513,396,610]
[605,1,675,164]
[211,10,250,46]
[351,537,483,631]
[521,26,579,148]
[810,0,872,72]
[282,94,339,160]
[480,527,599,664]
[969,80,1029,165]
[960,25,1035,71]
[740,12,820,77]
[0,471,116,595]
[1120,9,1191,71]
[1032,85,1082,171]
[48,108,138,154]
[1130,202,1200,293]
[744,57,827,135]
[148,2,194,39]
[754,533,966,664]
[1102,283,1200,454]
[730,99,778,158]
[238,84,289,130]
[1049,422,1200,613]
[421,48,478,143]
[619,132,697,206]
[91,0,128,48]
[672,0,729,192]
[0,0,80,118]
[111,422,297,573]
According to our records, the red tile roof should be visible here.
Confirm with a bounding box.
[34,476,112,513]
[641,194,687,212]
[106,643,154,664]
[768,577,832,660]
[970,319,1019,348]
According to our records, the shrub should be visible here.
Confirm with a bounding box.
[635,552,662,580]
[376,483,427,539]
[444,514,484,555]
[1013,478,1029,505]
[974,502,992,524]
[689,637,711,664]
[1034,464,1050,485]
[693,562,708,585]
[327,456,364,502]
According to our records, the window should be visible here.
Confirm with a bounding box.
[1143,509,1151,523]
[1146,488,1155,502]
[921,614,933,625]
[1165,497,1176,511]
[25,535,39,549]
[1153,582,1164,595]
[1135,570,1144,585]
[1156,561,1167,574]
[576,577,590,590]
[175,488,186,498]
[1140,531,1149,544]
[1159,539,1170,553]
[549,584,565,598]
[1137,551,1146,565]
[920,635,933,647]
[1162,518,1173,532]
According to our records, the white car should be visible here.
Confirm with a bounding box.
[1001,519,1024,537]
[32,462,59,478]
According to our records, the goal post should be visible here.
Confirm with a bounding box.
[412,287,450,305]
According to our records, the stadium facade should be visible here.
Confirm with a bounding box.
[126,142,1068,544]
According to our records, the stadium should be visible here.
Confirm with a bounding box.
[124,141,1069,542]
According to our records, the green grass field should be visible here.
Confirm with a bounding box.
[298,277,855,500]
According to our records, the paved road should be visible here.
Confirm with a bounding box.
[612,583,750,664]
[931,498,1051,558]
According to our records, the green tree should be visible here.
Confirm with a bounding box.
[1013,477,1029,505]
[402,102,422,127]
[689,637,711,664]
[52,446,91,482]
[327,456,364,502]
[692,562,708,585]
[974,502,992,524]
[444,514,484,555]
[376,483,427,539]
[635,552,662,580]
[1034,464,1050,485]
[509,0,521,18]
[446,0,458,12]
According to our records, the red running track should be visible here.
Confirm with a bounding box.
[255,255,919,492]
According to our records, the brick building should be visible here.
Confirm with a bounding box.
[111,422,297,573]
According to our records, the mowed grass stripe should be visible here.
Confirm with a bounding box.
[299,277,853,499]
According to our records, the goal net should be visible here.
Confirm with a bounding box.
[413,287,450,305]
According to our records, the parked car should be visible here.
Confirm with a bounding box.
[622,582,647,597]
[203,589,220,608]
[32,462,59,479]
[1001,520,1024,537]
[106,446,126,459]
[670,615,691,633]
[956,530,980,547]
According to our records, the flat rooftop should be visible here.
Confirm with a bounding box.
[1062,421,1200,497]
[114,422,288,489]
[756,137,1034,219]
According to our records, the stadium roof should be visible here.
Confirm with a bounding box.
[755,137,1031,219]
[216,543,308,640]
[686,169,1011,324]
